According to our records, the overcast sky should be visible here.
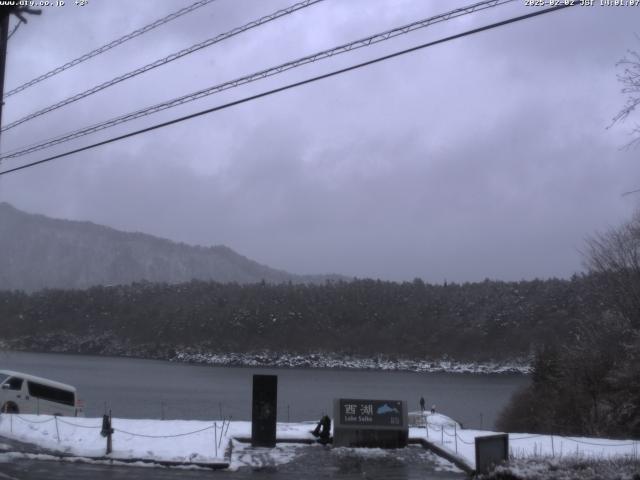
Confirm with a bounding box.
[0,0,638,282]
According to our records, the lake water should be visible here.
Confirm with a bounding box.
[0,351,528,429]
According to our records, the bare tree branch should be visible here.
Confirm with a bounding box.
[610,45,640,149]
[584,211,640,328]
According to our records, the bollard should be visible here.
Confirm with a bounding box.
[101,411,114,455]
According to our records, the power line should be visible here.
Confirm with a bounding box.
[2,0,218,99]
[0,3,576,177]
[0,0,515,158]
[0,0,325,133]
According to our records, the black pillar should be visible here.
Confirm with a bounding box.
[251,374,277,447]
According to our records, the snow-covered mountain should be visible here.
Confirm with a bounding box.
[0,202,343,292]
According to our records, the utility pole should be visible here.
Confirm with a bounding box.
[0,8,12,138]
[0,6,41,151]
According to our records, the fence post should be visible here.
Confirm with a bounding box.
[454,423,457,454]
[101,411,113,455]
[214,422,218,458]
[107,411,113,455]
[225,416,232,437]
[54,416,60,443]
[551,435,555,458]
[219,421,226,450]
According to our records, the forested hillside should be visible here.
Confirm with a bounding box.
[0,203,342,291]
[0,275,608,363]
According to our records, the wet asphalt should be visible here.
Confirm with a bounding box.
[0,437,466,480]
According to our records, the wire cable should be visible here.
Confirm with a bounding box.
[15,415,54,424]
[1,0,325,133]
[0,0,514,146]
[56,418,101,429]
[3,0,219,99]
[0,3,576,177]
[558,436,637,447]
[114,424,216,438]
[455,434,476,445]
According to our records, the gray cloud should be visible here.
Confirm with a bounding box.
[1,0,639,282]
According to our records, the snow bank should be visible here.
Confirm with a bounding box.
[0,413,315,465]
[416,412,640,470]
[488,456,640,480]
[1,411,636,472]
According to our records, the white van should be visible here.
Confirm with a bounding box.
[0,370,83,417]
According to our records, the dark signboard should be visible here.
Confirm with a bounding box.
[475,433,509,474]
[339,399,404,427]
[251,374,277,447]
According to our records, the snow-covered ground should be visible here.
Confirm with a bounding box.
[0,411,637,472]
[0,414,315,466]
[415,412,640,471]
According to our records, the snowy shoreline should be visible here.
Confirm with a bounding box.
[0,338,531,374]
[171,350,531,375]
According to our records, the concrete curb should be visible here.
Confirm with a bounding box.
[409,437,475,475]
[231,436,319,445]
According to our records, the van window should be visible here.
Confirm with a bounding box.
[27,381,75,406]
[7,377,23,391]
[0,373,8,384]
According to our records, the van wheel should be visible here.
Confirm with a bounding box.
[1,402,18,414]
